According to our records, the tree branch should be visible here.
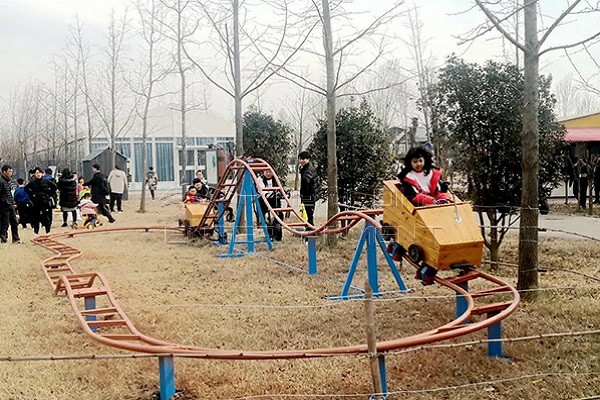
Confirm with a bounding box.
[538,0,583,47]
[474,0,526,53]
[539,29,600,56]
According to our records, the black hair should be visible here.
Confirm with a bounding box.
[298,151,311,160]
[62,168,71,178]
[400,146,434,178]
[149,166,154,171]
[115,165,121,170]
[32,167,43,174]
[92,164,101,171]
[17,178,24,185]
[192,178,202,184]
[188,185,196,191]
[45,168,53,175]
[1,165,13,173]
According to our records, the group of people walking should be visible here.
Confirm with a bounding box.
[0,163,125,244]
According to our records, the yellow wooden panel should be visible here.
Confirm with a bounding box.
[562,113,600,128]
[382,178,483,270]
[185,203,209,226]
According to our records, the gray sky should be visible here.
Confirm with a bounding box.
[1,0,599,117]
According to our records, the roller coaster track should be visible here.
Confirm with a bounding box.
[31,158,520,360]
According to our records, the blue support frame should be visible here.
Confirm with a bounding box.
[216,202,227,245]
[159,356,176,399]
[487,311,504,358]
[456,281,469,321]
[307,236,318,275]
[333,221,406,300]
[378,354,388,397]
[219,170,273,257]
[84,296,97,332]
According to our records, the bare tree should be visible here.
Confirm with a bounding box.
[132,0,172,213]
[90,10,137,169]
[273,1,404,243]
[68,16,96,156]
[466,0,600,295]
[184,0,315,157]
[280,75,323,190]
[403,5,434,141]
[156,0,198,187]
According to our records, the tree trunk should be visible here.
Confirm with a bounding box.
[322,0,338,245]
[294,126,303,191]
[178,0,188,195]
[517,0,539,297]
[233,0,243,157]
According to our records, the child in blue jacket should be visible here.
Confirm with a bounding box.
[13,178,32,229]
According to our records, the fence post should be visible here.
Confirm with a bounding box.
[364,281,383,399]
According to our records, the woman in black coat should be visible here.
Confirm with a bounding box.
[25,167,58,234]
[57,168,79,227]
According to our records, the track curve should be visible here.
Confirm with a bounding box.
[32,163,519,359]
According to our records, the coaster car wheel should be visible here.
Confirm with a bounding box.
[408,244,424,264]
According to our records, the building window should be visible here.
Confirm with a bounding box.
[156,142,174,181]
[178,150,195,166]
[134,143,153,183]
[176,137,195,146]
[116,142,131,158]
[196,137,214,146]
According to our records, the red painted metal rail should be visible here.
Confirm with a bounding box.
[31,159,519,359]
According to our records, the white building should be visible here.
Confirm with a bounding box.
[89,105,235,190]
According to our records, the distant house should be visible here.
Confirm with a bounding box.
[561,112,600,155]
[87,105,235,190]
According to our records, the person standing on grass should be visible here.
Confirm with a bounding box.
[13,178,32,229]
[298,151,318,227]
[146,167,158,200]
[108,165,128,213]
[25,167,58,235]
[57,168,79,227]
[0,165,21,243]
[84,164,115,223]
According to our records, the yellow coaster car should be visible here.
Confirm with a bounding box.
[381,180,483,271]
[178,203,211,237]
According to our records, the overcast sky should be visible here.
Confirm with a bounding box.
[1,0,599,118]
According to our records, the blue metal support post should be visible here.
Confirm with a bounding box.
[378,354,388,397]
[334,221,406,300]
[84,296,97,332]
[307,236,318,275]
[220,170,273,257]
[217,202,226,245]
[159,356,176,399]
[456,281,469,320]
[487,311,503,358]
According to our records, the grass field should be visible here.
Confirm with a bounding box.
[0,193,598,399]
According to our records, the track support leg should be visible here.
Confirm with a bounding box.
[159,356,176,400]
[378,354,388,397]
[456,281,469,321]
[307,236,318,275]
[84,296,97,332]
[487,311,505,359]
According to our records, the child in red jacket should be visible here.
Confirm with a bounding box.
[398,146,453,206]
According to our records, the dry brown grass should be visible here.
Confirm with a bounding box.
[0,194,598,399]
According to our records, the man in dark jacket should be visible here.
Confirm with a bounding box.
[298,151,318,227]
[25,167,58,234]
[84,164,115,223]
[0,165,21,243]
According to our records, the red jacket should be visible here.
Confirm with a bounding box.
[400,168,448,206]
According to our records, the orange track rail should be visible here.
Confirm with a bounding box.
[31,158,519,359]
